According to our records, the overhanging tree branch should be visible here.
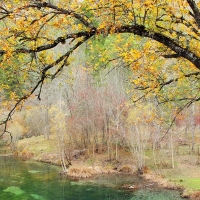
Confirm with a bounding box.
[115,25,200,69]
[163,54,180,58]
[133,71,200,91]
[0,35,93,136]
[160,71,200,90]
[187,0,200,28]
[28,1,94,29]
[0,29,96,56]
[0,0,200,141]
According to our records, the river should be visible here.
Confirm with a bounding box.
[0,156,184,200]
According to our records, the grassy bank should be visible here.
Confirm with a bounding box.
[16,135,60,165]
[145,151,200,199]
[162,165,200,198]
[16,134,137,174]
[15,135,200,199]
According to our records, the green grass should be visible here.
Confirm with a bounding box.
[178,178,200,190]
[164,171,200,191]
[18,135,56,154]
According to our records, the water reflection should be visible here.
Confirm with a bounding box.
[0,157,184,200]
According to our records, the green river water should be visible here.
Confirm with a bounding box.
[0,156,184,200]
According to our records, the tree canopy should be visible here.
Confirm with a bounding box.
[0,0,199,135]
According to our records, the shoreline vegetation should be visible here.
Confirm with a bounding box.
[7,135,199,200]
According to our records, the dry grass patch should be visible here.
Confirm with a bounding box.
[67,164,120,178]
[19,150,34,159]
[103,166,117,174]
[67,165,99,178]
[189,191,200,200]
[118,165,133,173]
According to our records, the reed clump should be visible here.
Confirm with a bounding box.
[67,165,120,178]
[67,165,100,178]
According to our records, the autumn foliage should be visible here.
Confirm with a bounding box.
[0,0,199,174]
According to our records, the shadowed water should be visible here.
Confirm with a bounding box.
[0,156,184,200]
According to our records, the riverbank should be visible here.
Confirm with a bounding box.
[13,135,200,200]
[15,135,137,175]
[0,156,184,200]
